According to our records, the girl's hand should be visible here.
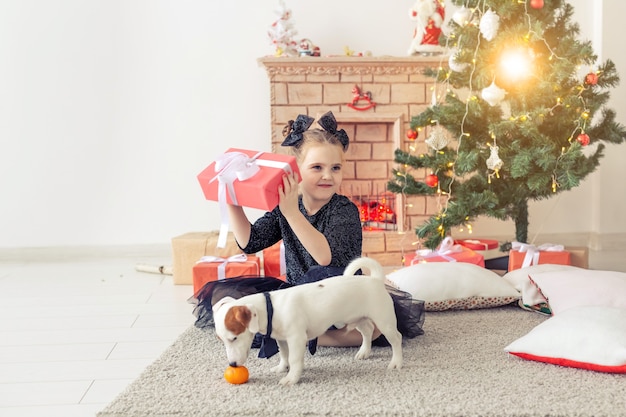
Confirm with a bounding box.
[278,172,300,217]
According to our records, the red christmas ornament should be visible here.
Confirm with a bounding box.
[585,72,598,86]
[406,129,418,140]
[576,133,590,146]
[530,0,544,9]
[425,174,439,188]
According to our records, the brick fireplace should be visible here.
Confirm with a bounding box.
[258,56,445,266]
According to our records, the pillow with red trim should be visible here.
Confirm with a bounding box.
[502,264,584,292]
[526,269,626,315]
[504,306,626,373]
[387,262,520,311]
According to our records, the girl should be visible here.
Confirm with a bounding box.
[228,111,362,285]
[192,111,424,350]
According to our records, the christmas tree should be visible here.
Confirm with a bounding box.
[388,0,626,249]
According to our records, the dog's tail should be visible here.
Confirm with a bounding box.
[343,256,385,279]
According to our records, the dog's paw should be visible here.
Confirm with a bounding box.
[278,374,300,385]
[387,359,402,370]
[354,346,371,360]
[270,363,289,373]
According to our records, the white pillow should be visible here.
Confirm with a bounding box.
[505,305,626,373]
[387,262,520,311]
[527,269,626,315]
[502,264,584,292]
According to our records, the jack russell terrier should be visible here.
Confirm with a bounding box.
[212,256,403,385]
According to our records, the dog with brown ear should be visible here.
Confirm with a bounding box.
[212,256,403,385]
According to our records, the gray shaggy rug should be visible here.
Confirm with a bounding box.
[98,306,625,417]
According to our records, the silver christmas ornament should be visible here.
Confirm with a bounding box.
[426,125,451,151]
[481,80,506,106]
[479,9,500,41]
[486,145,503,171]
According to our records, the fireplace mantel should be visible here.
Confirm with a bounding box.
[257,55,446,265]
[258,55,447,76]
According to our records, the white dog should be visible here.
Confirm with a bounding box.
[212,256,403,385]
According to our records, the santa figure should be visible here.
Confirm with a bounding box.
[408,0,445,55]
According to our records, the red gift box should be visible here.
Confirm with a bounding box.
[508,243,571,271]
[456,239,498,251]
[263,240,286,280]
[404,237,485,267]
[197,148,300,212]
[455,238,503,261]
[193,254,261,293]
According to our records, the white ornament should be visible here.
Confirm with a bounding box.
[481,80,506,106]
[452,6,472,26]
[479,9,500,41]
[448,50,468,72]
[487,145,503,171]
[426,125,451,151]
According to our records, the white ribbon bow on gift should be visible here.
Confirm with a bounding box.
[413,236,463,264]
[196,253,252,280]
[209,151,293,248]
[511,241,564,268]
[279,241,286,276]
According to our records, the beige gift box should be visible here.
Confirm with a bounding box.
[171,231,241,285]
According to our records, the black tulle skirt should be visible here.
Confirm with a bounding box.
[189,270,426,341]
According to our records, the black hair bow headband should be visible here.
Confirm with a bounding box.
[281,114,314,147]
[317,111,349,150]
[281,111,349,150]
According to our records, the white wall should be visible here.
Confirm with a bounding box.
[0,0,624,249]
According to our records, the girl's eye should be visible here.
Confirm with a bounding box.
[332,166,342,172]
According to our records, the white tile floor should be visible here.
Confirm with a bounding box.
[0,246,623,417]
[0,246,196,417]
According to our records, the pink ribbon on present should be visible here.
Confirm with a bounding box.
[412,236,463,264]
[209,151,293,248]
[511,241,565,268]
[196,253,256,280]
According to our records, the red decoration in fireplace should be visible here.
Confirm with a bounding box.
[347,85,376,111]
[358,199,396,230]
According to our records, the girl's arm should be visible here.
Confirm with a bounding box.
[278,173,332,266]
[227,204,252,248]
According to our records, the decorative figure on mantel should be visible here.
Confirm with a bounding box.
[267,0,298,57]
[298,38,320,57]
[407,0,445,56]
[347,85,376,111]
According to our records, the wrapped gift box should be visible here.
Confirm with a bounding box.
[404,242,485,268]
[263,240,286,280]
[455,238,504,261]
[565,246,589,269]
[193,254,261,293]
[197,148,300,212]
[171,231,242,285]
[508,243,572,271]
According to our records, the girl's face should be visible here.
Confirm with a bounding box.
[297,142,344,207]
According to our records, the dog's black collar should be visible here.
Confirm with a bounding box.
[257,292,279,359]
